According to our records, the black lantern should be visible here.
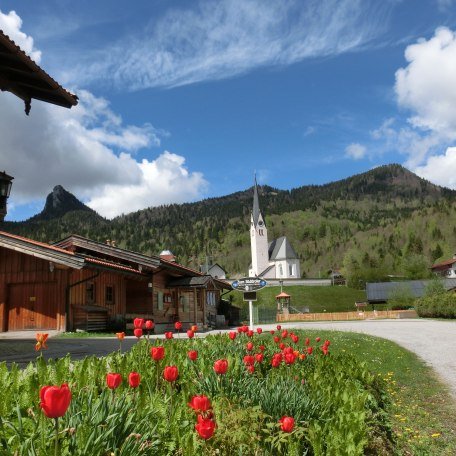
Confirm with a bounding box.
[0,171,14,221]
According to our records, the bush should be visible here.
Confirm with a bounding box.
[415,293,456,318]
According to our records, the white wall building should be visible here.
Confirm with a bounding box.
[248,179,301,279]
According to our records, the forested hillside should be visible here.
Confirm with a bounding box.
[2,164,456,284]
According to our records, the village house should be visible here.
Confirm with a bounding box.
[431,254,456,278]
[0,231,231,333]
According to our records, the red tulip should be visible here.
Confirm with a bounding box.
[134,328,143,338]
[243,355,255,366]
[188,350,198,361]
[246,365,255,374]
[116,332,125,341]
[322,346,329,355]
[305,337,310,346]
[187,330,195,339]
[128,372,141,388]
[145,320,154,330]
[307,347,313,355]
[284,353,296,365]
[133,318,144,329]
[291,335,299,344]
[246,342,253,351]
[271,356,281,368]
[191,325,198,332]
[316,337,321,342]
[276,325,282,331]
[106,373,122,389]
[241,325,249,333]
[324,339,331,347]
[237,326,243,333]
[195,415,216,440]
[281,330,288,339]
[229,331,237,340]
[165,331,173,340]
[35,333,49,351]
[273,336,280,343]
[174,321,182,331]
[255,353,264,363]
[256,328,262,334]
[163,365,179,382]
[151,346,165,361]
[279,416,295,433]
[188,394,211,412]
[247,330,254,338]
[259,345,265,352]
[279,343,286,350]
[40,384,71,418]
[270,330,275,335]
[213,359,228,374]
[283,347,293,354]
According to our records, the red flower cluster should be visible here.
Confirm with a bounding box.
[189,395,216,440]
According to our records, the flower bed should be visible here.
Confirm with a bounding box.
[0,326,393,455]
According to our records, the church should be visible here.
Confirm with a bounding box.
[248,180,301,279]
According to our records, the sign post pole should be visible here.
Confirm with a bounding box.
[231,277,267,330]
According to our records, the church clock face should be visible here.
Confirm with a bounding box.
[258,220,264,227]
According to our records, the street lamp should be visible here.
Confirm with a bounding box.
[0,171,14,221]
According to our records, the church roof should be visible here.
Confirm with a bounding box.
[269,236,298,260]
[252,176,261,227]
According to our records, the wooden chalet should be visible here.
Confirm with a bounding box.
[0,232,231,333]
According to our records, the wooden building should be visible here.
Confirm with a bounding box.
[0,231,231,333]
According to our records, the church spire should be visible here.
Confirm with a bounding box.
[252,174,260,227]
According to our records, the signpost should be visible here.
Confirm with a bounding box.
[232,277,267,329]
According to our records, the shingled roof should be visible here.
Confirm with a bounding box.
[0,30,78,114]
[268,236,298,260]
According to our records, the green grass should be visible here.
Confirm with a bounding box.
[229,285,366,313]
[291,329,456,455]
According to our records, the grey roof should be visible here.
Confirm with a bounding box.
[252,176,261,228]
[366,279,456,302]
[200,263,226,274]
[268,236,298,260]
[258,265,275,277]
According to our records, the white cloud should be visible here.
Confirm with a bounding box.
[69,0,390,90]
[345,143,367,160]
[87,152,207,218]
[414,147,456,189]
[0,10,207,220]
[0,10,41,62]
[395,27,456,140]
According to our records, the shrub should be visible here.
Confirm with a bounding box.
[415,293,456,318]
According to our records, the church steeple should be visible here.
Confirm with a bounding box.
[252,175,262,228]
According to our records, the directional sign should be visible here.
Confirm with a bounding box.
[232,277,267,292]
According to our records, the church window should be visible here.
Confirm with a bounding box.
[279,264,283,276]
[259,229,264,236]
[289,264,294,276]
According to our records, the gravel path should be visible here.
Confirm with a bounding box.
[1,319,455,397]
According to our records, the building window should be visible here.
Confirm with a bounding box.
[105,286,115,305]
[259,229,264,236]
[157,291,164,310]
[86,282,95,304]
[279,264,283,276]
[289,264,293,276]
[180,295,189,312]
[206,291,217,307]
[164,293,172,303]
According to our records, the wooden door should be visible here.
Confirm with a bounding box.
[8,283,58,330]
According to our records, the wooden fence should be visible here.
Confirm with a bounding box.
[276,309,418,322]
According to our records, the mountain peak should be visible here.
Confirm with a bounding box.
[30,185,97,221]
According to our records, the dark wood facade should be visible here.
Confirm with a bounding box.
[0,232,230,332]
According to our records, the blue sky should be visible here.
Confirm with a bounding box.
[1,0,456,220]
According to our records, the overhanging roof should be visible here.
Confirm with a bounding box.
[0,231,84,269]
[0,30,78,114]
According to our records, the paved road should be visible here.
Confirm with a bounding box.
[1,320,455,396]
